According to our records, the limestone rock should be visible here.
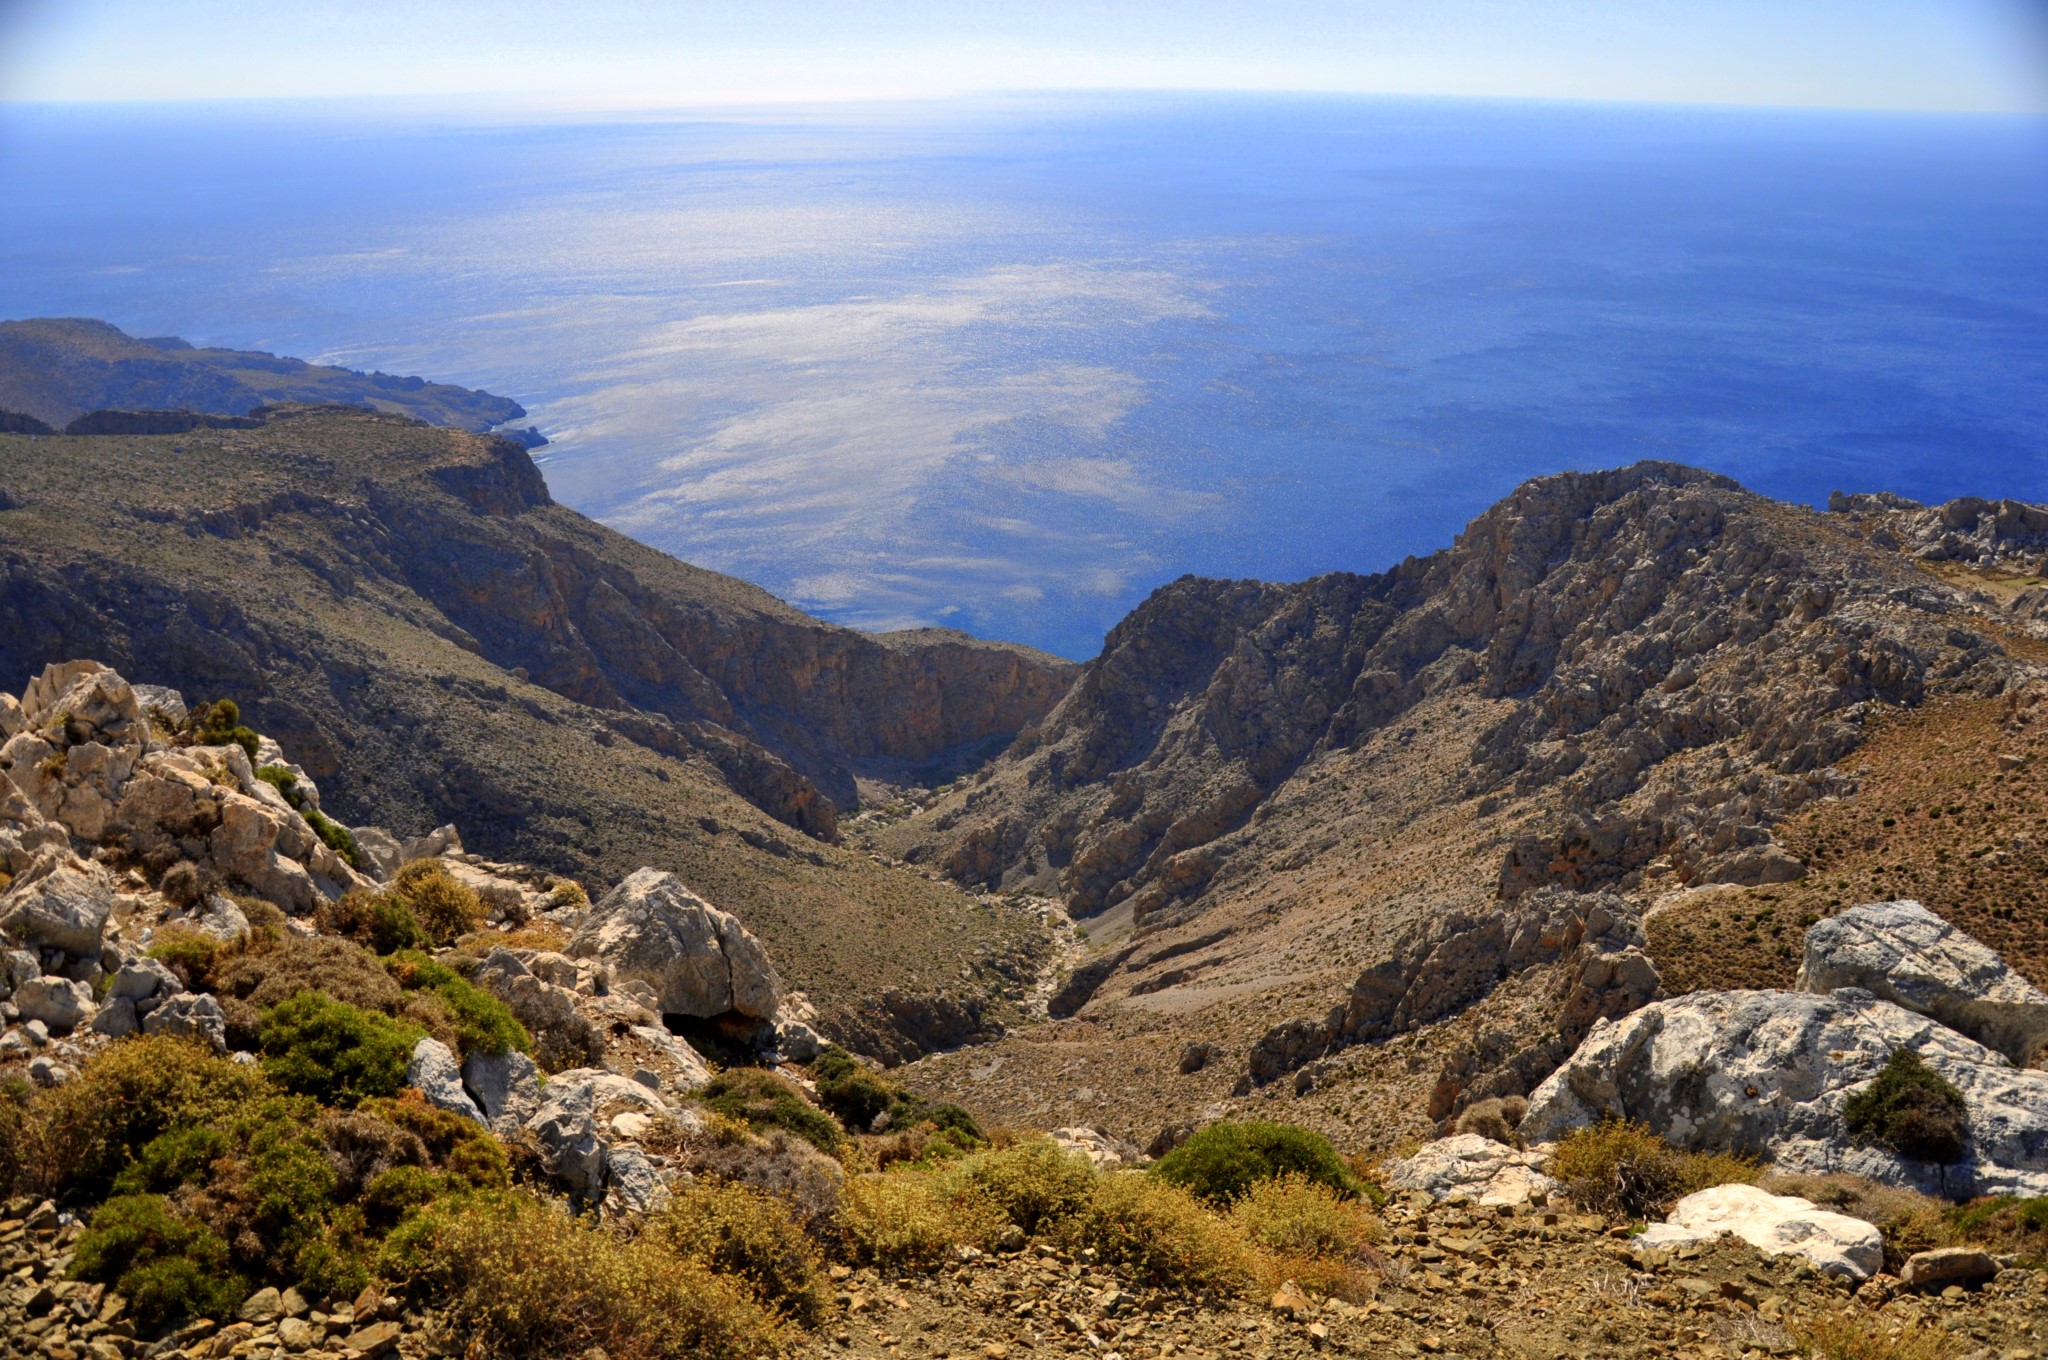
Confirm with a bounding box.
[190,894,252,941]
[525,1078,606,1200]
[142,992,227,1052]
[401,824,463,864]
[570,869,782,1021]
[774,1017,822,1064]
[461,1046,544,1135]
[1635,1184,1883,1280]
[90,996,138,1038]
[1799,901,2048,1067]
[1899,1247,1999,1291]
[1051,1126,1136,1169]
[1385,1134,1557,1206]
[13,975,95,1033]
[20,661,145,746]
[351,826,404,882]
[0,947,37,999]
[407,1037,486,1125]
[0,850,114,957]
[109,956,180,1005]
[1523,987,2048,1198]
[471,948,604,1071]
[130,684,188,727]
[605,1145,670,1214]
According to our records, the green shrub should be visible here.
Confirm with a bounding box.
[316,891,428,955]
[72,1195,245,1335]
[379,1189,785,1360]
[1060,1172,1251,1293]
[817,1064,897,1131]
[390,860,485,945]
[701,1069,841,1153]
[938,1139,1097,1236]
[1950,1195,2048,1263]
[0,1076,31,1197]
[186,698,259,763]
[922,1104,985,1145]
[385,951,529,1057]
[21,1036,268,1199]
[1547,1120,1760,1220]
[259,992,421,1107]
[1846,1049,1971,1164]
[646,1180,828,1325]
[1151,1120,1362,1206]
[147,926,227,991]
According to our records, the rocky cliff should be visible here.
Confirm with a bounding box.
[0,406,1071,1056]
[884,463,2046,1144]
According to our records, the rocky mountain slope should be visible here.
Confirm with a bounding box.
[0,408,1074,1055]
[0,318,530,434]
[878,463,2048,1144]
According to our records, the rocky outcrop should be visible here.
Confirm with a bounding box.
[1634,1185,1884,1280]
[1798,900,2048,1067]
[407,1038,486,1125]
[570,869,782,1023]
[1522,986,2048,1199]
[1247,890,1659,1092]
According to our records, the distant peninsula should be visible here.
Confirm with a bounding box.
[0,316,539,441]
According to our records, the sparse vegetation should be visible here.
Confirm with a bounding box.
[183,698,259,763]
[1547,1120,1761,1220]
[702,1068,842,1153]
[384,950,529,1057]
[317,889,430,955]
[645,1180,829,1326]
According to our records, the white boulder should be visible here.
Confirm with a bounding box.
[1386,1134,1558,1206]
[1523,987,2048,1199]
[1799,900,2048,1067]
[0,850,114,957]
[1635,1184,1884,1280]
[13,975,96,1033]
[142,993,227,1052]
[570,869,781,1021]
[461,1047,545,1135]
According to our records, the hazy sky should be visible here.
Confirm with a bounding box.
[2,0,2044,112]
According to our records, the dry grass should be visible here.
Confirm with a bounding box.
[1794,1310,1964,1360]
[383,1188,787,1360]
[838,1170,1004,1269]
[1548,1121,1762,1220]
[1231,1173,1384,1302]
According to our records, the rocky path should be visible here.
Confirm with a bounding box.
[796,1194,2047,1360]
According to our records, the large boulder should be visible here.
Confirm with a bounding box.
[1799,901,2048,1067]
[470,949,604,1072]
[1385,1134,1557,1206]
[0,849,114,957]
[13,975,96,1033]
[570,869,782,1021]
[1522,987,2048,1199]
[20,661,146,746]
[1635,1184,1883,1280]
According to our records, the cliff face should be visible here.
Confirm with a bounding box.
[0,405,1070,1056]
[879,463,2037,1139]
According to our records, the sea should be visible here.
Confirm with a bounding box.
[2,93,2044,659]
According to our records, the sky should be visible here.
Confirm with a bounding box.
[1,0,2045,112]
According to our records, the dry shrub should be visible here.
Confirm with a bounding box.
[1548,1121,1761,1220]
[838,1170,1004,1269]
[16,1035,268,1199]
[645,1181,828,1325]
[936,1138,1098,1236]
[316,890,429,955]
[381,1188,785,1360]
[207,933,409,1043]
[390,860,485,945]
[1231,1173,1384,1302]
[669,1121,844,1228]
[1795,1309,1963,1360]
[1453,1095,1528,1147]
[1059,1172,1252,1294]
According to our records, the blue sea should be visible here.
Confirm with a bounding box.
[2,94,2045,658]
